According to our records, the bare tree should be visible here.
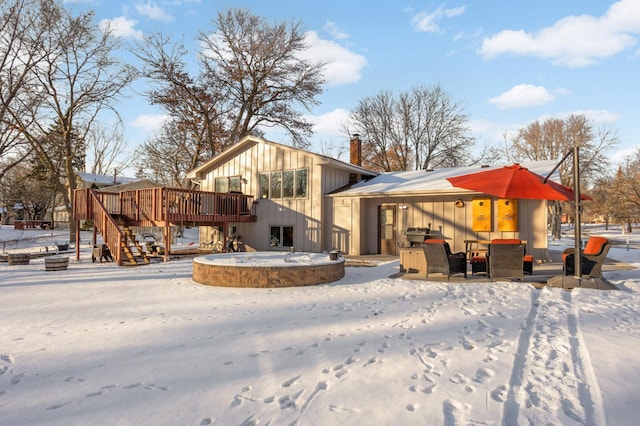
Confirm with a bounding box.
[86,123,133,175]
[132,8,325,184]
[2,156,56,222]
[133,119,196,188]
[609,150,640,233]
[200,8,325,147]
[0,0,49,181]
[2,0,136,240]
[509,114,618,239]
[348,84,474,172]
[132,32,228,172]
[586,176,615,230]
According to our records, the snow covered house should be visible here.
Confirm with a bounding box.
[186,135,377,253]
[187,135,553,261]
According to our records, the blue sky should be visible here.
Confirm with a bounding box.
[66,0,640,169]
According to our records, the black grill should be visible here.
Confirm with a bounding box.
[406,227,431,246]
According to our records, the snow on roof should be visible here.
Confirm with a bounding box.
[334,160,562,197]
[77,172,139,186]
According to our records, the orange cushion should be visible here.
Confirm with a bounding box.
[492,239,522,245]
[425,239,446,244]
[584,236,608,255]
[524,255,534,262]
[471,256,486,263]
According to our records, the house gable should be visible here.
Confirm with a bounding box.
[186,135,376,253]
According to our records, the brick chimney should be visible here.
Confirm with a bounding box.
[350,134,362,167]
[349,134,362,184]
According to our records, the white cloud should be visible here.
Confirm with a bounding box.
[135,1,173,23]
[489,84,556,109]
[301,31,367,87]
[131,114,169,135]
[552,109,620,124]
[609,144,640,164]
[307,108,350,137]
[323,21,350,40]
[99,17,143,40]
[480,0,640,67]
[468,118,522,147]
[411,5,465,33]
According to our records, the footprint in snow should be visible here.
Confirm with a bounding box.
[363,357,382,367]
[491,385,508,402]
[407,403,419,412]
[282,375,301,388]
[449,373,468,385]
[10,373,25,385]
[47,403,66,410]
[443,398,471,425]
[473,367,495,384]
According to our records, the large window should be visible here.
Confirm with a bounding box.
[215,176,242,193]
[270,226,294,248]
[270,171,282,199]
[295,169,307,198]
[259,169,308,199]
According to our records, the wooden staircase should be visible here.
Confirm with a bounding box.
[121,227,151,266]
[73,187,257,266]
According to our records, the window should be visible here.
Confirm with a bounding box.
[259,173,269,198]
[283,170,294,198]
[215,177,228,193]
[258,169,308,199]
[270,226,294,247]
[295,169,307,198]
[215,176,242,193]
[270,171,282,199]
[229,176,241,192]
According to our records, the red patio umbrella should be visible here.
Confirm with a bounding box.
[446,164,590,201]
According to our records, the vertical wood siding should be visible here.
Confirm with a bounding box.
[199,141,352,252]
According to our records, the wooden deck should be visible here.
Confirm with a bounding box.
[73,188,257,266]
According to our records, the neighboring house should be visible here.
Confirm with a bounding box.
[52,172,146,226]
[97,178,160,193]
[188,134,555,261]
[76,172,140,190]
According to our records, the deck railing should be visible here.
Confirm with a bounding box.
[74,189,125,265]
[74,187,256,226]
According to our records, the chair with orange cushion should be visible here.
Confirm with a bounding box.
[563,236,611,278]
[488,239,525,282]
[422,239,467,280]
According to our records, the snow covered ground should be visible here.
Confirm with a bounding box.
[0,225,638,425]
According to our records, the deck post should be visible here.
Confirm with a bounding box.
[75,220,81,261]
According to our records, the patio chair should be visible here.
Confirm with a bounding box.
[422,239,467,280]
[563,236,611,278]
[488,239,525,282]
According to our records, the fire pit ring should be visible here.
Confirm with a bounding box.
[192,252,345,288]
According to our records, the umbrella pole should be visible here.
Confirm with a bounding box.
[573,146,582,279]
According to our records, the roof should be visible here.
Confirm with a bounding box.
[77,172,139,187]
[186,135,378,180]
[98,179,161,193]
[330,160,562,198]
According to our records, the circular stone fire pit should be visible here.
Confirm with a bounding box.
[192,252,345,288]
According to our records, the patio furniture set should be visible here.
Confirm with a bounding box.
[420,236,611,282]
